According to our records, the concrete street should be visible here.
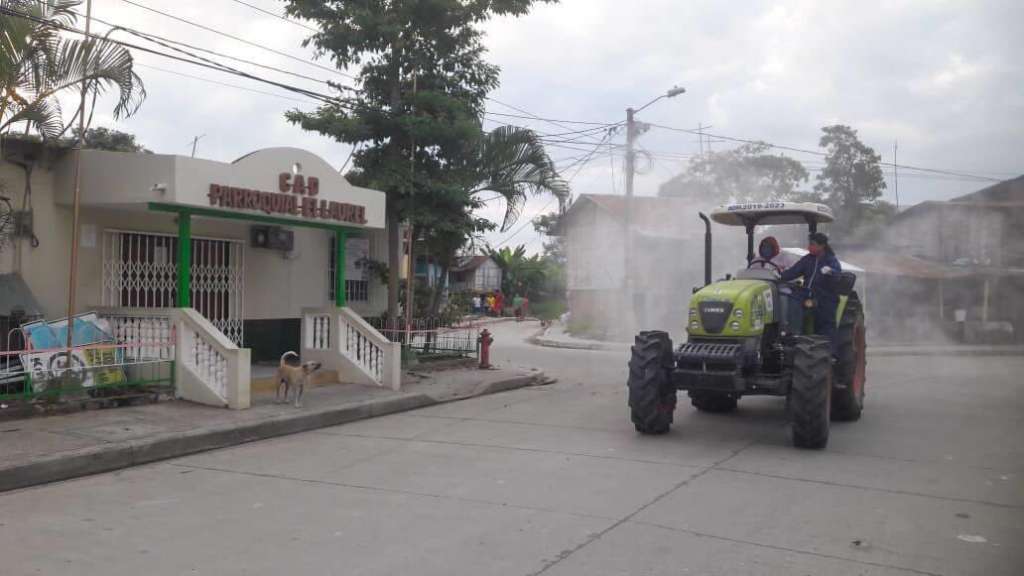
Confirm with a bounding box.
[1,320,1022,575]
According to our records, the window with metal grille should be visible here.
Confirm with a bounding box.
[102,230,244,346]
[328,234,369,302]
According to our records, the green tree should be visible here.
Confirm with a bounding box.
[486,245,544,297]
[72,126,150,153]
[284,0,556,322]
[469,126,568,232]
[814,125,887,233]
[415,125,568,314]
[532,209,565,263]
[0,0,145,145]
[659,142,808,203]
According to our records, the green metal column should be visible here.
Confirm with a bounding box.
[177,212,192,308]
[335,229,347,307]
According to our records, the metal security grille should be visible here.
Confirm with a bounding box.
[102,230,245,346]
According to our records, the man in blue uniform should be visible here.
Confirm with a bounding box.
[780,232,842,354]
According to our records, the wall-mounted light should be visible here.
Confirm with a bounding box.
[151,183,168,195]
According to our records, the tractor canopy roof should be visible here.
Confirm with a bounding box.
[710,202,835,227]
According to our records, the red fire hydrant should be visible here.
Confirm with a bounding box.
[478,329,494,369]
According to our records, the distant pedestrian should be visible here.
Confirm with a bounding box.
[472,294,482,315]
[486,293,496,316]
[521,295,530,319]
[513,294,524,321]
[494,291,505,317]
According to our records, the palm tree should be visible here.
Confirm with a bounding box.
[469,125,569,232]
[418,126,568,316]
[0,0,145,143]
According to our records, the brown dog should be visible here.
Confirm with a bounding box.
[275,351,321,407]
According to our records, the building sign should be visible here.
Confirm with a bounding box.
[207,172,367,224]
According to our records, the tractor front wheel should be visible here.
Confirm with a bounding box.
[689,391,738,413]
[628,331,677,434]
[790,336,832,449]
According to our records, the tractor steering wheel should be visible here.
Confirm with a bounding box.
[748,258,784,275]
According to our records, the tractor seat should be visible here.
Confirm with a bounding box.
[736,268,779,281]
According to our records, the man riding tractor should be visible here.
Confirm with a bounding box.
[626,202,867,449]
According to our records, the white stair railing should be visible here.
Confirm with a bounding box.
[302,307,401,391]
[175,308,250,409]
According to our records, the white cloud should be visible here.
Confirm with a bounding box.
[56,0,1022,255]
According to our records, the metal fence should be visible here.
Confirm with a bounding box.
[0,317,175,405]
[366,317,479,358]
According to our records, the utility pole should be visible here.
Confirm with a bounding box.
[404,74,417,345]
[65,0,92,355]
[697,123,704,157]
[893,141,899,209]
[190,134,205,158]
[623,106,637,333]
[622,86,685,334]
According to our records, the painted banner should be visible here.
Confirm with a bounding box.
[21,313,127,391]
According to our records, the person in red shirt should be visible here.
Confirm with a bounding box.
[494,290,505,317]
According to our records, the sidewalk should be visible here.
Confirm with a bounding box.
[0,364,545,493]
[531,322,1024,357]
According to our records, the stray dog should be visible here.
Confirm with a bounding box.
[275,351,322,407]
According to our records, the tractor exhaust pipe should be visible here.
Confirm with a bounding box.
[699,212,712,286]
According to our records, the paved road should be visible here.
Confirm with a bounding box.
[2,321,1022,575]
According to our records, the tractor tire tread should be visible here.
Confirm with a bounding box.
[791,336,831,449]
[628,331,676,435]
[831,317,864,421]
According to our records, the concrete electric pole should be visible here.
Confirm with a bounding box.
[623,86,685,334]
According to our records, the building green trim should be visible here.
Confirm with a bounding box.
[176,212,191,307]
[335,230,347,307]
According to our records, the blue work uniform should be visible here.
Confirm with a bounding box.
[780,251,842,353]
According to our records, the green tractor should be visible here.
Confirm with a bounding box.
[627,202,867,449]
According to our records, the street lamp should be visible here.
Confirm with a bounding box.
[623,85,686,335]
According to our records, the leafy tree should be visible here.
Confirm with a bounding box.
[0,0,145,145]
[486,244,547,298]
[469,126,568,232]
[284,0,557,322]
[532,210,565,263]
[659,142,808,203]
[72,126,150,153]
[813,125,887,233]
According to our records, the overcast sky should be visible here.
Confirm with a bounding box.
[74,0,1022,254]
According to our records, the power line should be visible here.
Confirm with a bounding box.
[225,0,319,33]
[76,10,336,87]
[1,5,352,109]
[492,131,612,249]
[119,0,355,80]
[134,62,320,104]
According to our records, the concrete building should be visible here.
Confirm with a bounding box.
[851,175,1024,342]
[0,137,401,407]
[556,194,745,339]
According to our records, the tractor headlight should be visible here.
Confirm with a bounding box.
[730,321,741,331]
[733,308,744,318]
[689,320,700,330]
[689,308,697,318]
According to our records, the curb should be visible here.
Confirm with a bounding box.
[529,327,626,351]
[0,373,544,494]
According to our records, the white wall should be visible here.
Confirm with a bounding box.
[2,157,388,322]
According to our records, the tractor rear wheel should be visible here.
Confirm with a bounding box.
[832,313,866,421]
[628,331,677,434]
[790,336,831,449]
[689,391,738,413]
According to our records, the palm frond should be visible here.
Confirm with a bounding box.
[472,126,569,231]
